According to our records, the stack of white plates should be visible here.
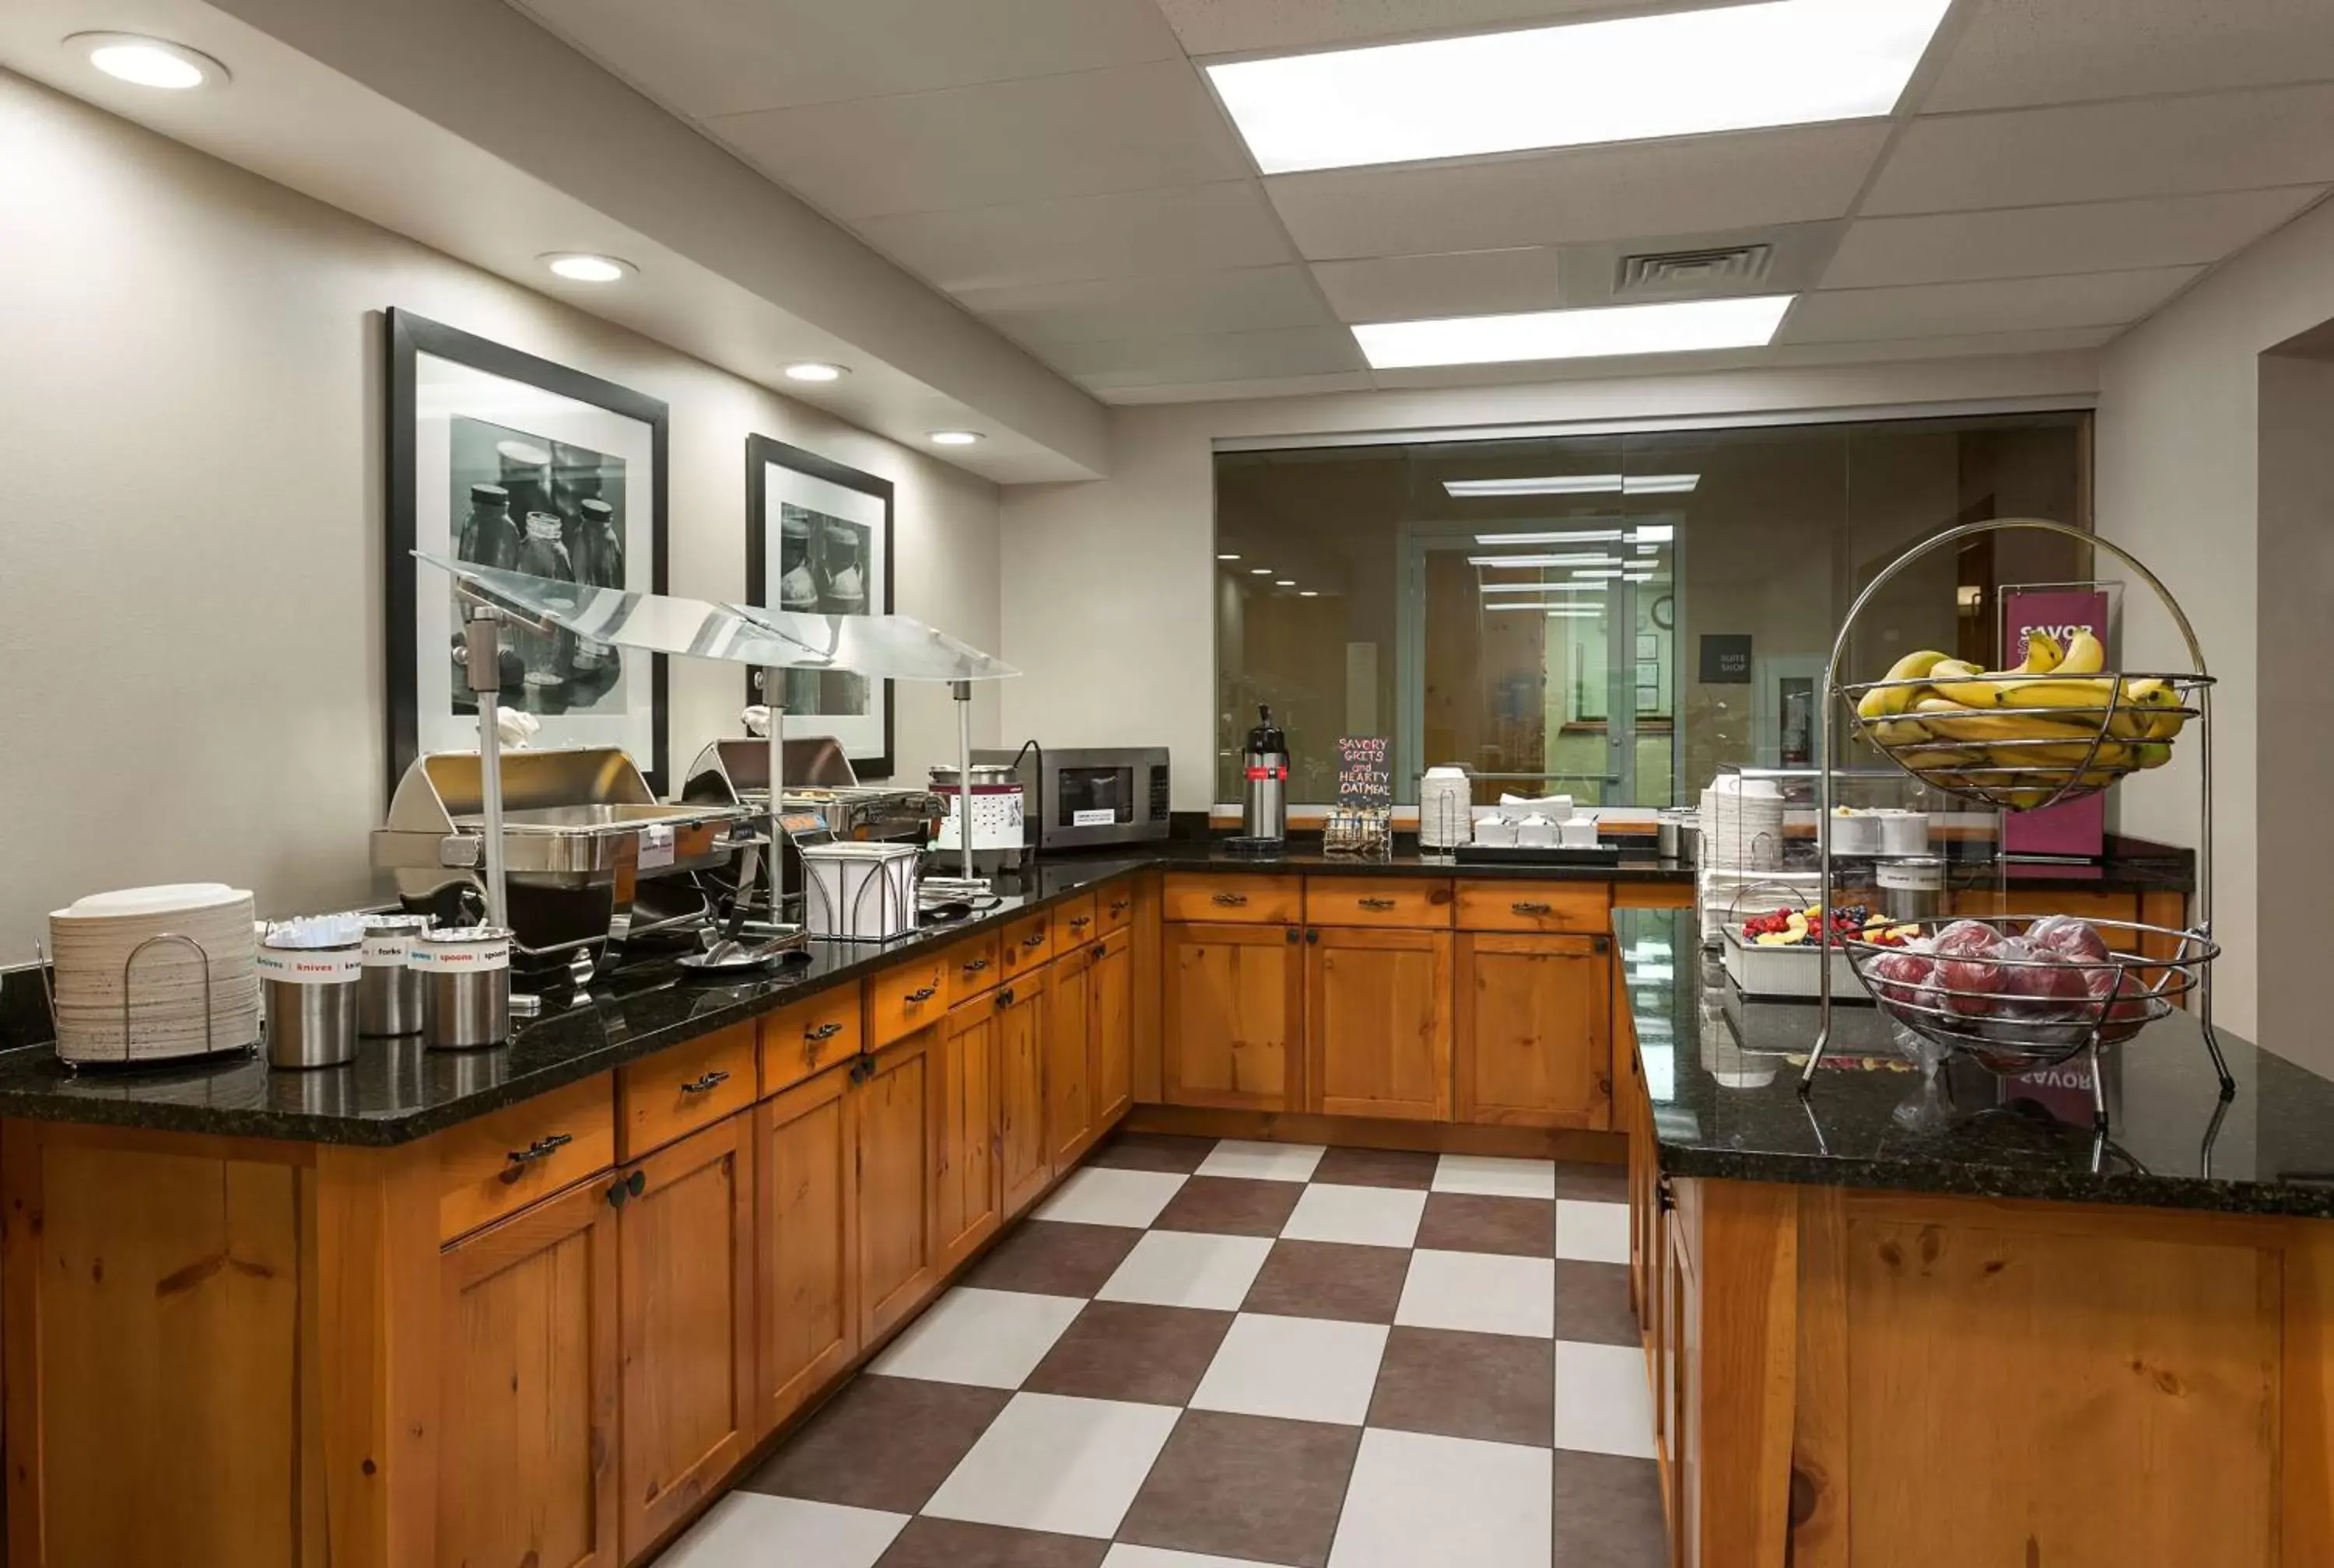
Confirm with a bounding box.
[1701,784,1786,872]
[47,884,261,1065]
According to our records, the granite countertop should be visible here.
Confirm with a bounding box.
[1618,907,2334,1218]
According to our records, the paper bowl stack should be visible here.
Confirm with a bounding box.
[47,884,261,1065]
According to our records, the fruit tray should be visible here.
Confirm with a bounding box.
[1838,914,2218,1071]
[1843,628,2208,812]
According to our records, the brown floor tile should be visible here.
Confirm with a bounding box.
[1152,1174,1302,1237]
[1240,1239,1410,1324]
[1086,1132,1215,1174]
[1557,1161,1630,1203]
[1023,1301,1235,1405]
[876,1517,1109,1568]
[1415,1192,1557,1258]
[1556,1260,1640,1346]
[964,1220,1141,1297]
[1118,1410,1361,1568]
[1553,1450,1670,1566]
[739,1374,1009,1513]
[1366,1325,1554,1447]
[1312,1144,1439,1189]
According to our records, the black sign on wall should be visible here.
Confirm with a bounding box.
[1699,634,1754,684]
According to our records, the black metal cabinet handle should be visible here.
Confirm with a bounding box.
[606,1178,629,1209]
[679,1069,731,1096]
[805,1021,843,1042]
[1109,899,1130,915]
[1305,928,1320,945]
[848,1054,875,1085]
[1022,933,1049,949]
[1358,897,1397,911]
[1512,901,1554,915]
[1091,942,1106,960]
[628,1169,647,1197]
[906,985,938,1003]
[1284,926,1299,943]
[1211,892,1248,907]
[995,985,1016,1008]
[1068,916,1092,931]
[962,957,990,975]
[1593,935,1610,954]
[502,1132,572,1181]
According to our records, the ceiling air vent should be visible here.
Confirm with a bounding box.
[1616,243,1774,295]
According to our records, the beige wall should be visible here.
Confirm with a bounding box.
[2096,191,2334,1052]
[0,72,1002,953]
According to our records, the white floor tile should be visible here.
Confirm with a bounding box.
[1395,1249,1555,1339]
[1190,1312,1390,1426]
[923,1391,1182,1538]
[653,1493,906,1568]
[1280,1183,1427,1249]
[1106,1548,1302,1568]
[1553,1339,1658,1458]
[1327,1427,1552,1568]
[866,1286,1083,1390]
[1196,1139,1325,1183]
[1555,1199,1631,1264]
[1033,1166,1188,1228]
[1097,1230,1274,1311]
[1430,1153,1557,1199]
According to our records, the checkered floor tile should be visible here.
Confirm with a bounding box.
[655,1135,1667,1568]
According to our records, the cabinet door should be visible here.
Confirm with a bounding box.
[995,977,1051,1220]
[1162,922,1302,1111]
[1303,926,1451,1122]
[1046,945,1096,1171]
[617,1115,755,1562]
[935,1004,1002,1271]
[1453,932,1614,1129]
[1090,929,1134,1129]
[851,1027,939,1343]
[440,1179,620,1568]
[756,1069,857,1440]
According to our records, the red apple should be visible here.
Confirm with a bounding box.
[2027,914,2112,964]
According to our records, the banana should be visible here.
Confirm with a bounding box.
[2132,740,2173,769]
[1988,738,2131,768]
[1870,716,1932,745]
[1988,677,2117,712]
[2055,629,2105,676]
[1855,649,1954,719]
[1925,659,1999,707]
[1912,697,2098,746]
[1900,746,1982,770]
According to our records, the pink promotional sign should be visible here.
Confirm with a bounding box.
[2001,588,2110,859]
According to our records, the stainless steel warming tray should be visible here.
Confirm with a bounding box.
[681,737,943,845]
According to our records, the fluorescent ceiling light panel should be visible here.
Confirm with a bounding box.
[1573,569,1625,579]
[1467,553,1622,569]
[1481,582,1608,594]
[1630,524,1677,543]
[1450,477,1697,499]
[1356,296,1791,370]
[1205,0,1950,174]
[1470,527,1624,544]
[1488,602,1604,614]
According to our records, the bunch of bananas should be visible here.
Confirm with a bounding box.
[1852,631,2186,807]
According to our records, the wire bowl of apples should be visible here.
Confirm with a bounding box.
[1842,913,2219,1070]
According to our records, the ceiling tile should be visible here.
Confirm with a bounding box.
[712,61,1250,220]
[1926,0,2334,113]
[1311,247,1565,323]
[513,0,1183,116]
[1048,326,1367,387]
[1263,122,1891,260]
[856,181,1295,292]
[1866,84,2334,214]
[956,266,1332,348]
[1824,187,2324,289]
[1780,268,2203,344]
[1155,0,1626,56]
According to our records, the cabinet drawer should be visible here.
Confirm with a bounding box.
[759,985,862,1099]
[945,930,1006,1007]
[868,951,951,1048]
[1164,873,1300,924]
[1307,877,1452,928]
[619,1022,757,1160]
[438,1072,617,1243]
[1051,893,1100,952]
[1097,882,1137,936]
[1455,880,1610,934]
[999,910,1053,980]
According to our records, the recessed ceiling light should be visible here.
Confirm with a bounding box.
[1481,582,1607,594]
[1544,608,1604,619]
[1623,572,1658,582]
[1249,568,1274,576]
[72,33,226,89]
[1355,296,1792,370]
[1467,553,1622,569]
[1629,523,1677,543]
[1449,477,1698,499]
[930,430,983,446]
[541,253,633,283]
[783,362,846,383]
[1218,552,1241,561]
[1637,544,1661,555]
[1205,0,1950,174]
[1573,569,1626,579]
[1299,590,1319,598]
[1470,529,1624,546]
[1274,579,1295,587]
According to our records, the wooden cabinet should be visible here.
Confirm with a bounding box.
[1305,876,1453,929]
[851,1027,939,1343]
[619,1021,755,1161]
[1047,942,1096,1170]
[935,1003,1002,1270]
[1303,925,1451,1121]
[1164,873,1302,925]
[995,976,1052,1220]
[1091,928,1134,1128]
[1453,932,1614,1129]
[1454,879,1611,935]
[440,1176,621,1568]
[438,1071,617,1243]
[755,1069,857,1440]
[1162,921,1303,1111]
[615,1115,755,1562]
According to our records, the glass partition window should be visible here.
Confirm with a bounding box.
[1214,413,2087,807]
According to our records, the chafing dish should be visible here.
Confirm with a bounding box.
[681,737,943,842]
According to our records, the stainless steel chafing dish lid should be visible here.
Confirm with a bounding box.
[682,739,944,837]
[373,747,755,894]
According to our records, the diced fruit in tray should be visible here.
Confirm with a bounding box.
[1743,905,1916,947]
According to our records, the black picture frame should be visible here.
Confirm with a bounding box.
[745,434,896,779]
[385,309,670,799]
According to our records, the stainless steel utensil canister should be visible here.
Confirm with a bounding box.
[359,913,430,1035]
[1877,856,1946,924]
[413,926,513,1051]
[259,940,363,1069]
[1657,810,1700,863]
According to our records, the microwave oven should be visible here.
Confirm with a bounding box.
[973,746,1171,851]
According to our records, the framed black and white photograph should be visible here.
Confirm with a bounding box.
[745,435,894,777]
[386,310,668,796]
